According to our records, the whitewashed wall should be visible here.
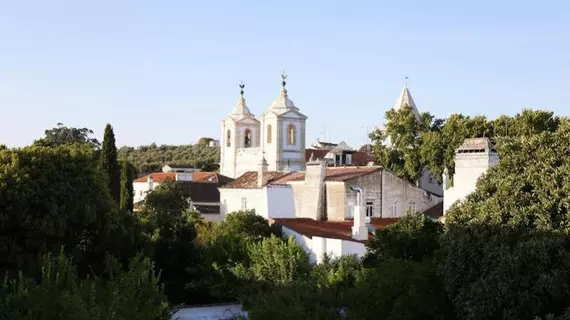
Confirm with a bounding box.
[219,188,267,218]
[266,186,296,218]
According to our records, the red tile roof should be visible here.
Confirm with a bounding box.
[134,171,233,185]
[270,217,400,242]
[270,166,381,185]
[221,171,292,189]
[134,172,177,183]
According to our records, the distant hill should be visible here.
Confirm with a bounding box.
[118,143,220,174]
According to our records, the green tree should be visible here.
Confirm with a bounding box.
[440,129,570,320]
[0,144,118,275]
[0,250,170,320]
[370,106,439,184]
[119,160,135,213]
[347,259,453,320]
[34,122,100,149]
[139,180,201,304]
[100,124,121,204]
[363,214,442,266]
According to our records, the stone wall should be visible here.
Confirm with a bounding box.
[299,160,326,220]
[382,170,441,217]
[325,182,346,221]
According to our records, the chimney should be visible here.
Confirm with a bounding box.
[148,175,154,191]
[257,154,269,187]
[299,155,327,221]
[350,185,368,241]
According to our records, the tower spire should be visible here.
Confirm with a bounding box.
[404,76,409,88]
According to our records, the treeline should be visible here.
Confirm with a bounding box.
[118,141,220,174]
[371,108,566,185]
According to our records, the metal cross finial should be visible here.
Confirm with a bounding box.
[281,71,287,88]
[239,81,245,96]
[404,76,409,88]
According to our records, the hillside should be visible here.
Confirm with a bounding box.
[118,143,220,173]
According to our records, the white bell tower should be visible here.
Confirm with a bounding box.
[220,82,261,178]
[259,73,307,172]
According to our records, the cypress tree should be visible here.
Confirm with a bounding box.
[100,124,121,205]
[120,159,135,213]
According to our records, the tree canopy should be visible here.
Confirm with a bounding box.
[33,123,101,149]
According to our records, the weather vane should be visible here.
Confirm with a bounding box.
[281,71,287,88]
[404,76,409,88]
[239,81,245,96]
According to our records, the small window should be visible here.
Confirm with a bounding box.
[391,201,398,217]
[241,197,247,210]
[365,200,374,217]
[287,124,296,145]
[267,124,272,143]
[408,201,416,213]
[244,129,252,148]
[226,130,231,147]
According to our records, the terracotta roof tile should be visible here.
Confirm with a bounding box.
[270,166,381,185]
[134,171,233,185]
[134,172,177,183]
[221,171,292,189]
[270,217,400,242]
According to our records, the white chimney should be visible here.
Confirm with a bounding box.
[350,185,368,241]
[148,175,154,191]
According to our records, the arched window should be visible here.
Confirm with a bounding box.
[267,124,272,144]
[287,124,296,145]
[226,130,231,147]
[244,129,252,148]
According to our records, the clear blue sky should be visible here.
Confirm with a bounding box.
[1,1,569,148]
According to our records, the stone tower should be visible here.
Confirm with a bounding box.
[220,83,261,178]
[259,73,308,172]
[443,137,500,214]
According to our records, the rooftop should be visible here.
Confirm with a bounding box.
[421,202,444,220]
[221,171,292,189]
[270,217,401,242]
[456,137,496,153]
[270,166,381,185]
[134,171,233,185]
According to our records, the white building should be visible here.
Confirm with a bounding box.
[133,172,193,203]
[443,137,499,215]
[220,75,307,179]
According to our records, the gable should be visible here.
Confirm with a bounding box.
[235,117,260,125]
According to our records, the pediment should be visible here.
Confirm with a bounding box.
[275,109,307,120]
[235,116,260,124]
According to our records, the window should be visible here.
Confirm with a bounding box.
[267,124,272,143]
[287,124,296,145]
[226,130,231,147]
[391,201,398,217]
[408,201,416,213]
[241,197,247,210]
[365,200,374,217]
[244,129,252,147]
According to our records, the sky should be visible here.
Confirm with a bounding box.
[1,0,569,148]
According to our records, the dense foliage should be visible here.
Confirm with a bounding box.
[33,122,101,149]
[100,124,121,204]
[119,159,135,213]
[370,108,561,185]
[118,141,220,173]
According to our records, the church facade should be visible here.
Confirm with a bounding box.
[220,75,307,179]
